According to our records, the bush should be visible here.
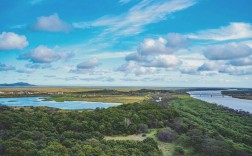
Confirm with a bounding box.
[174,146,185,156]
[157,128,177,142]
[138,124,148,133]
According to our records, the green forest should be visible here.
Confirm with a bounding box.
[0,94,251,156]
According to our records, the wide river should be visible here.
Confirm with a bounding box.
[0,97,121,110]
[188,90,252,113]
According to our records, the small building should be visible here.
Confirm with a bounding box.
[0,91,4,94]
[17,91,25,95]
[57,91,64,95]
[27,92,34,95]
[155,97,162,102]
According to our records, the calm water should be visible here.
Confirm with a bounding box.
[188,90,252,113]
[0,97,121,110]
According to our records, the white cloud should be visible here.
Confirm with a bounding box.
[203,43,252,60]
[180,67,199,75]
[138,38,173,55]
[138,34,188,56]
[74,0,196,35]
[0,63,15,71]
[0,32,29,50]
[32,13,71,32]
[70,58,101,74]
[219,66,252,75]
[229,57,252,66]
[197,61,252,75]
[117,61,157,75]
[118,34,187,75]
[197,62,223,71]
[187,22,252,41]
[146,55,181,68]
[76,58,100,70]
[20,45,73,63]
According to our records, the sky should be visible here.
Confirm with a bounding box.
[0,0,252,87]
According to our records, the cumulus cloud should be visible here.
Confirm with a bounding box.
[120,34,185,74]
[19,45,74,63]
[180,67,199,75]
[188,22,252,41]
[219,66,252,75]
[0,63,15,71]
[0,32,29,50]
[203,43,252,60]
[229,57,252,66]
[146,55,182,68]
[197,62,221,71]
[125,52,146,62]
[117,61,157,75]
[74,0,196,35]
[71,58,101,74]
[138,38,173,55]
[138,34,188,56]
[77,58,100,70]
[197,61,252,76]
[32,13,71,32]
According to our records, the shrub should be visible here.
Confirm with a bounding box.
[174,146,185,156]
[157,128,177,142]
[138,124,149,133]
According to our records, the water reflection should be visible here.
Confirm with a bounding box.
[188,90,252,113]
[0,97,121,110]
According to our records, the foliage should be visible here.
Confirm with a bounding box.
[0,93,251,156]
[0,101,173,155]
[157,128,177,142]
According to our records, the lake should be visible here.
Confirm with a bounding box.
[188,90,252,113]
[0,97,121,110]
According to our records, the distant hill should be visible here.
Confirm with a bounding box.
[0,82,36,87]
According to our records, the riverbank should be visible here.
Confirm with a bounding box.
[222,90,252,100]
[188,90,252,113]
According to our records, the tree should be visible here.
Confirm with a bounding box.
[138,124,148,133]
[5,147,27,156]
[157,128,177,142]
[38,141,69,156]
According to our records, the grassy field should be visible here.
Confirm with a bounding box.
[0,87,104,92]
[45,95,147,104]
[105,129,175,156]
[0,86,150,92]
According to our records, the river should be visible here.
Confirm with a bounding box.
[188,90,252,113]
[0,97,121,110]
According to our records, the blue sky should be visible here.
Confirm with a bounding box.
[1,0,252,87]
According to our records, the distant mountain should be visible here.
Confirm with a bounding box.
[0,82,36,87]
